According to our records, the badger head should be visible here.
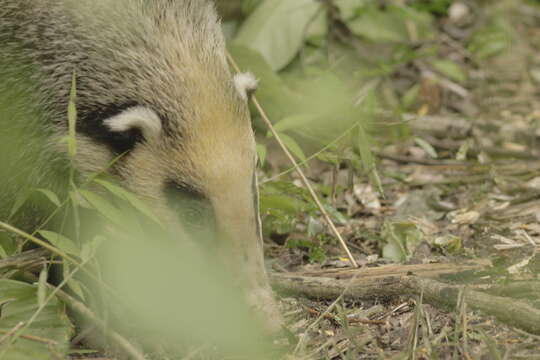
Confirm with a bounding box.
[28,1,281,333]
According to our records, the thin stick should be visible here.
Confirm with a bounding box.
[53,287,147,360]
[0,327,57,346]
[0,221,79,267]
[226,52,358,268]
[0,322,25,345]
[271,266,540,335]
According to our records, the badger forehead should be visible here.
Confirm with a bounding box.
[21,0,233,118]
[17,0,258,162]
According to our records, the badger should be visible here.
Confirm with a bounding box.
[0,0,282,332]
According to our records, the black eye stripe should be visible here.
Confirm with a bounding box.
[78,102,139,126]
[164,181,205,200]
[76,102,160,154]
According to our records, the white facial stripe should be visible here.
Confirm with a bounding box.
[233,72,258,100]
[104,106,162,138]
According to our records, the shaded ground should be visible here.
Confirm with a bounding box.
[259,2,540,358]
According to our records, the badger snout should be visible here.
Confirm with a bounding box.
[209,185,284,334]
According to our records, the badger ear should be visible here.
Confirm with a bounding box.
[233,72,258,100]
[103,106,162,140]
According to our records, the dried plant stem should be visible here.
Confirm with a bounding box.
[0,221,79,266]
[226,52,358,268]
[0,222,125,308]
[251,97,358,268]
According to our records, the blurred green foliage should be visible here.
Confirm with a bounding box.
[0,280,74,360]
[224,0,516,256]
[409,0,453,16]
[0,75,274,359]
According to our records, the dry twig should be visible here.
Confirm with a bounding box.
[226,52,358,268]
[272,261,540,335]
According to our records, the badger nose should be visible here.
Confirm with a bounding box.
[246,286,285,335]
[210,194,284,334]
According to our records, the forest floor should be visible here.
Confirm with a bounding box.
[261,4,540,360]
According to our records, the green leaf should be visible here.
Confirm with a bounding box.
[62,262,85,300]
[456,139,472,161]
[431,59,467,84]
[323,204,348,225]
[382,240,406,262]
[78,190,127,227]
[434,234,462,254]
[68,190,91,209]
[348,5,434,43]
[241,0,264,15]
[306,216,323,237]
[235,0,322,70]
[401,84,420,109]
[8,190,31,220]
[256,144,267,166]
[307,245,326,263]
[260,194,307,214]
[81,236,106,263]
[38,230,80,257]
[273,113,323,133]
[35,189,62,208]
[37,266,48,308]
[277,133,307,162]
[0,233,16,259]
[414,137,438,159]
[335,0,367,20]
[381,222,423,262]
[357,124,383,195]
[0,280,73,360]
[0,244,7,259]
[93,179,162,226]
[468,18,513,61]
[285,239,326,263]
[279,72,371,145]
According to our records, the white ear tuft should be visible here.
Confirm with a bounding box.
[104,106,162,139]
[234,72,258,100]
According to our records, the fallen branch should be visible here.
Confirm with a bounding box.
[272,261,488,299]
[0,248,49,271]
[271,260,540,335]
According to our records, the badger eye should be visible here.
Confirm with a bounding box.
[164,182,215,232]
[178,198,212,229]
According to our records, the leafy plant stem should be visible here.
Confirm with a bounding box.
[0,221,122,304]
[27,273,147,360]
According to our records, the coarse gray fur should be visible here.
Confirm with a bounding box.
[0,0,235,132]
